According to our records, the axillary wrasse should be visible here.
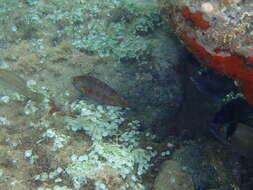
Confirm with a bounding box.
[71,75,129,107]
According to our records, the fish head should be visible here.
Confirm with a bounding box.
[71,76,80,84]
[191,69,235,99]
[71,75,88,91]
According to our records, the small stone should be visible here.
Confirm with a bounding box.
[54,178,63,183]
[11,25,17,31]
[0,96,10,103]
[24,150,33,158]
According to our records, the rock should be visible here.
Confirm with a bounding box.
[172,141,239,189]
[85,28,183,129]
[160,0,253,105]
[231,123,253,158]
[153,160,194,190]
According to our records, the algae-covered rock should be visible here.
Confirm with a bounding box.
[160,0,253,105]
[154,160,194,190]
[171,141,239,189]
[0,69,43,102]
[0,0,184,130]
[154,140,241,190]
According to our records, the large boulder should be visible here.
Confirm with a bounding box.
[154,140,240,190]
[160,0,253,105]
[154,160,194,190]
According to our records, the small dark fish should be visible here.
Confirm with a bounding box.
[213,98,253,126]
[191,69,236,99]
[210,98,253,144]
[72,75,129,107]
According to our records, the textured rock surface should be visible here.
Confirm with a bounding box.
[0,1,184,189]
[161,0,253,105]
[0,0,184,128]
[171,141,239,190]
[154,140,240,190]
[153,160,194,190]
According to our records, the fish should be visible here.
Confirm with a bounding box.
[71,75,129,107]
[0,69,43,102]
[212,98,253,126]
[190,69,236,99]
[210,98,253,144]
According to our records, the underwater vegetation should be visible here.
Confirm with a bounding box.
[0,78,158,190]
[0,0,161,62]
[0,0,182,128]
[0,0,174,190]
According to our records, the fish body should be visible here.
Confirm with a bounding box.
[191,69,235,99]
[213,98,253,126]
[72,75,129,107]
[210,98,253,144]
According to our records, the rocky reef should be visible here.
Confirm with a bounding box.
[161,0,253,105]
[0,0,252,190]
